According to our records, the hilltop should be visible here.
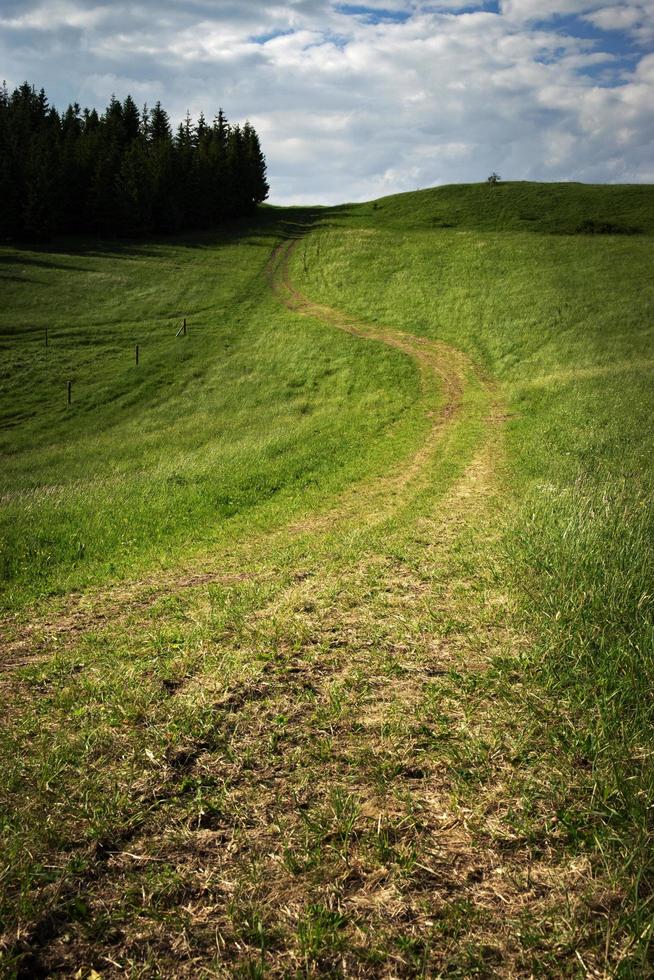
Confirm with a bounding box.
[359,179,654,234]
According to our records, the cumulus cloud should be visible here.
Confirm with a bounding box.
[500,0,607,20]
[584,2,654,43]
[0,0,652,202]
[587,4,643,27]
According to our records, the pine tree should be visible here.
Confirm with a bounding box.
[62,103,82,138]
[242,122,269,208]
[196,111,208,143]
[105,94,124,144]
[149,102,172,144]
[122,95,140,142]
[36,87,49,121]
[83,108,100,133]
[213,109,229,154]
[226,124,246,216]
[206,109,230,221]
[60,104,85,232]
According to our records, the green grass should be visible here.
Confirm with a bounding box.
[1,182,654,976]
[290,182,654,971]
[359,179,654,234]
[0,215,422,610]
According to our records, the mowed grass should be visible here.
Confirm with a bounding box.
[1,183,654,976]
[0,215,421,611]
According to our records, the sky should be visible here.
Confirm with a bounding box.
[1,0,652,203]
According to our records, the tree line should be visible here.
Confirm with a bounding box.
[0,82,269,240]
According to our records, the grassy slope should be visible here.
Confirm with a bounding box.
[293,181,654,968]
[359,179,654,233]
[1,183,653,976]
[0,216,421,609]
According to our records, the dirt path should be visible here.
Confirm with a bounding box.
[270,237,469,498]
[4,234,604,978]
[0,236,490,674]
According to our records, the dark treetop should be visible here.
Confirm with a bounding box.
[0,83,269,240]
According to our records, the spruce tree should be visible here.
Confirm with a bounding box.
[122,95,140,142]
[243,122,269,208]
[196,111,208,143]
[149,102,172,143]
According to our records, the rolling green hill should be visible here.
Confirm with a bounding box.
[361,179,654,234]
[1,182,653,977]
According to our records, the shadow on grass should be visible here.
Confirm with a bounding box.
[0,205,357,266]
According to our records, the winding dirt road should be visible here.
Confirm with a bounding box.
[3,232,605,979]
[1,233,498,672]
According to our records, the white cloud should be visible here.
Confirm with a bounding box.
[586,4,642,28]
[500,0,607,21]
[0,0,111,30]
[543,129,577,166]
[584,2,654,43]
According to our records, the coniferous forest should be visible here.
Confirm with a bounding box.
[0,82,269,240]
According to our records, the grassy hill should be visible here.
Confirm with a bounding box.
[0,219,421,608]
[362,179,654,234]
[1,182,653,976]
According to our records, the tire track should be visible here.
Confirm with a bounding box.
[2,233,521,978]
[266,237,497,533]
[1,235,497,671]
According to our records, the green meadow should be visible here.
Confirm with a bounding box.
[1,182,653,976]
[0,217,420,609]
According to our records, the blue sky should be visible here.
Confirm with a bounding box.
[1,0,652,203]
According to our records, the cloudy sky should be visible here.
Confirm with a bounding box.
[1,0,652,203]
